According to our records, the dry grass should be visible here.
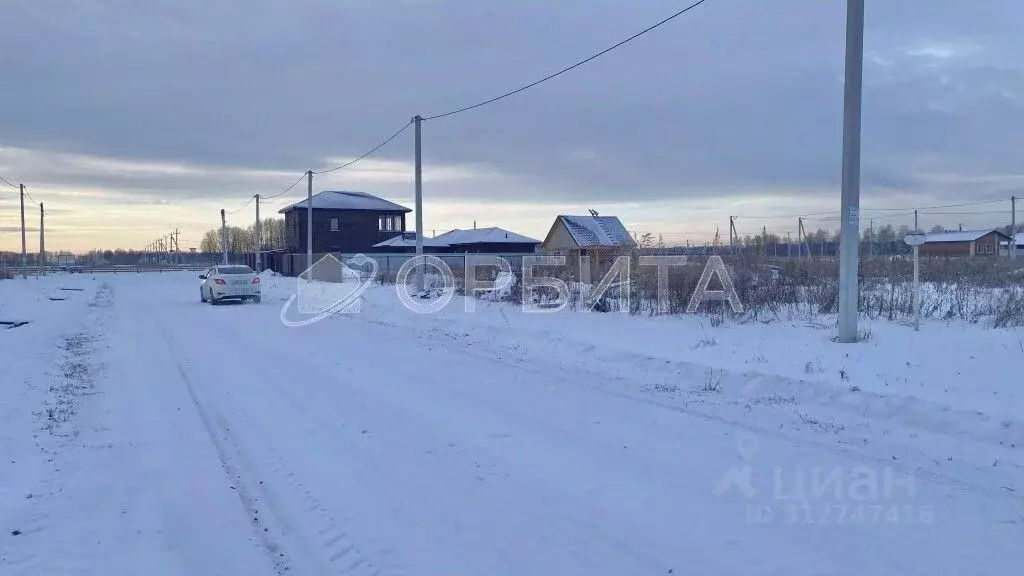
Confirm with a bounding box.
[374,252,1024,328]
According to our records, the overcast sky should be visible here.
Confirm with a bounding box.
[2,0,1023,251]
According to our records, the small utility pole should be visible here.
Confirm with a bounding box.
[837,0,865,343]
[728,216,735,252]
[19,184,27,279]
[306,170,313,272]
[413,114,425,293]
[914,209,918,231]
[220,208,228,264]
[798,217,810,259]
[39,203,45,275]
[1008,195,1017,257]
[174,228,180,264]
[254,194,261,272]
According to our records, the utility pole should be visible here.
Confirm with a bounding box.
[306,170,313,272]
[19,184,27,279]
[220,208,228,265]
[868,217,875,257]
[39,203,45,275]
[914,209,918,231]
[1010,195,1017,257]
[254,194,261,272]
[798,217,810,259]
[838,0,865,344]
[174,228,180,264]
[413,114,425,293]
[728,216,736,252]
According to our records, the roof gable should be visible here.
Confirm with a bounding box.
[280,190,411,213]
[555,215,635,248]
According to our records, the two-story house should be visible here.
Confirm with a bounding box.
[279,190,411,253]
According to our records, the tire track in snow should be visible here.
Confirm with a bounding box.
[171,359,293,576]
[161,324,384,576]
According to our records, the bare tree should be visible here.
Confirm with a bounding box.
[200,230,220,253]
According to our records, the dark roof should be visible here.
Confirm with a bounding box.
[279,190,411,213]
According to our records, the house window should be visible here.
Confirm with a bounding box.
[379,215,401,231]
[330,217,339,232]
[978,242,993,254]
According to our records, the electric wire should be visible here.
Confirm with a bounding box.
[422,0,711,120]
[263,172,309,200]
[312,120,414,175]
[225,195,255,215]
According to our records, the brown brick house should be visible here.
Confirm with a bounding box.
[919,229,1010,258]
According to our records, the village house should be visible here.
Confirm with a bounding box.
[279,190,411,254]
[918,229,1011,258]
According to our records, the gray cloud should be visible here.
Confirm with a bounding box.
[2,0,1023,213]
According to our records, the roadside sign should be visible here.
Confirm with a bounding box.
[904,233,926,247]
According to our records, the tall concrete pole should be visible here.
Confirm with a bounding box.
[19,184,26,279]
[39,203,45,275]
[837,0,865,343]
[1011,196,1017,260]
[414,115,424,293]
[306,170,313,272]
[254,194,261,272]
[220,208,228,264]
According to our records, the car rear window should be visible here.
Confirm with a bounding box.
[219,266,253,274]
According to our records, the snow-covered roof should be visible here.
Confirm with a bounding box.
[372,233,448,248]
[279,190,410,213]
[923,230,1000,243]
[373,228,539,249]
[434,227,540,245]
[999,233,1024,246]
[557,215,635,248]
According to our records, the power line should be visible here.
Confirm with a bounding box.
[225,195,255,215]
[23,188,41,206]
[734,208,840,220]
[421,0,712,121]
[0,175,17,189]
[736,198,1010,222]
[312,120,414,174]
[263,172,308,200]
[918,210,1007,216]
[864,198,1006,212]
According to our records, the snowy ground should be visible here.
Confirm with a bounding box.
[1,271,1022,575]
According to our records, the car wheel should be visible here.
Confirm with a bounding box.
[209,292,219,305]
[200,288,207,303]
[252,295,261,304]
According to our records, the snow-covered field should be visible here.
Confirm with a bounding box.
[1,271,1021,575]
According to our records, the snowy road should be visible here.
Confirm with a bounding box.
[2,272,1022,575]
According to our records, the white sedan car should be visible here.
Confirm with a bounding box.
[199,265,261,304]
